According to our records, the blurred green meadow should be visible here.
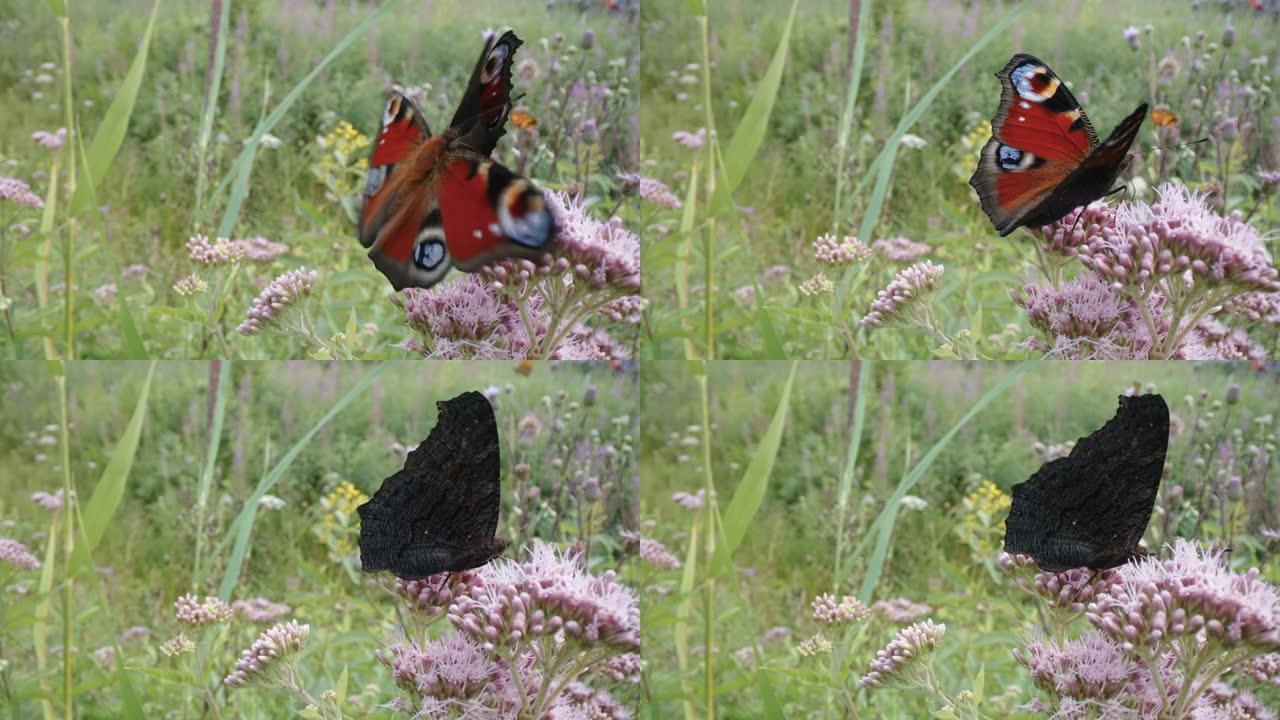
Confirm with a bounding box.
[639,0,1280,359]
[0,360,640,717]
[639,360,1279,717]
[0,0,638,359]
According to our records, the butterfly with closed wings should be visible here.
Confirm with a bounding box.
[969,54,1148,237]
[356,391,509,580]
[1004,393,1169,572]
[359,30,555,290]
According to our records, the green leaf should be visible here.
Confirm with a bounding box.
[709,1,798,215]
[931,707,960,720]
[853,363,1030,601]
[756,668,785,720]
[336,665,349,705]
[213,1,399,235]
[711,361,797,575]
[115,667,144,720]
[833,360,871,594]
[69,362,155,573]
[46,0,66,17]
[974,665,986,704]
[295,708,324,720]
[115,296,148,359]
[70,0,160,215]
[216,363,391,599]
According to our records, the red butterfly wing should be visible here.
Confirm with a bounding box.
[438,158,554,271]
[359,92,454,290]
[449,30,522,156]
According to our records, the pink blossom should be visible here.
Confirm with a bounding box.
[174,593,233,626]
[31,489,70,510]
[638,537,681,570]
[31,127,66,149]
[121,264,149,280]
[0,538,41,570]
[1014,631,1141,701]
[811,593,870,625]
[671,489,707,510]
[232,236,290,263]
[0,176,43,209]
[232,597,292,623]
[546,190,640,291]
[223,620,310,688]
[672,128,706,150]
[395,571,483,618]
[639,177,682,209]
[872,236,933,263]
[860,619,946,689]
[814,234,870,266]
[872,597,933,624]
[92,283,117,305]
[236,268,316,335]
[186,234,244,266]
[861,261,944,328]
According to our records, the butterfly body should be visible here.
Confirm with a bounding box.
[359,31,554,290]
[1003,394,1169,572]
[356,391,508,580]
[970,54,1147,236]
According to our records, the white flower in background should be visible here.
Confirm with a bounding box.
[251,133,283,150]
[900,495,929,511]
[258,495,286,511]
[900,134,928,150]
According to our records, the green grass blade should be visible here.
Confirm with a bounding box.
[832,0,873,229]
[832,360,871,593]
[116,296,148,359]
[193,0,231,222]
[854,363,1030,601]
[213,0,398,235]
[216,362,390,600]
[69,362,155,573]
[756,669,785,720]
[711,361,797,575]
[674,516,700,720]
[70,0,160,215]
[192,361,231,588]
[708,0,798,215]
[115,667,144,719]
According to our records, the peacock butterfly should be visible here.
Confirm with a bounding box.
[358,30,555,290]
[1003,394,1169,572]
[356,391,509,579]
[969,54,1147,237]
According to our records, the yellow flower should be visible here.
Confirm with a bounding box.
[956,480,1011,562]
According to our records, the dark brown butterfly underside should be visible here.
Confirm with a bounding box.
[356,391,508,579]
[1003,393,1169,572]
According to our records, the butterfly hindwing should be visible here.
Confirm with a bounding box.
[970,54,1146,236]
[1004,394,1169,571]
[439,157,554,271]
[356,391,507,579]
[360,91,456,290]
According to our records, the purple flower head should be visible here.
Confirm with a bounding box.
[672,128,706,150]
[545,190,640,291]
[396,571,484,618]
[1086,538,1280,652]
[872,236,933,263]
[1123,25,1141,49]
[379,631,502,702]
[638,537,681,570]
[811,593,870,625]
[449,540,639,654]
[1075,184,1279,294]
[223,620,310,688]
[638,177,682,209]
[0,538,41,570]
[597,652,641,684]
[0,177,44,209]
[860,619,946,689]
[232,236,291,263]
[1032,566,1119,614]
[873,597,933,624]
[1031,202,1118,258]
[1014,631,1141,701]
[860,261,944,329]
[31,489,71,511]
[395,275,511,342]
[31,127,66,149]
[232,597,292,624]
[118,626,150,643]
[813,234,871,266]
[1012,274,1137,344]
[92,283,117,305]
[797,632,833,657]
[236,267,316,335]
[174,593,233,626]
[671,488,708,510]
[160,633,195,657]
[759,264,792,283]
[121,263,149,280]
[186,234,245,266]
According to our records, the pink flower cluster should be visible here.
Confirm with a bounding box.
[860,619,946,689]
[672,127,706,150]
[811,593,870,625]
[236,268,316,335]
[31,127,66,149]
[872,236,932,263]
[232,597,292,623]
[0,538,41,570]
[639,176,682,209]
[232,236,291,263]
[186,234,245,266]
[174,593,233,626]
[814,234,871,266]
[395,571,483,618]
[861,261,944,329]
[546,189,640,291]
[873,597,933,624]
[223,620,310,688]
[638,537,681,570]
[31,489,70,510]
[451,541,639,653]
[0,176,43,209]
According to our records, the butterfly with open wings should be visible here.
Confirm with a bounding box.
[969,54,1148,237]
[359,30,554,290]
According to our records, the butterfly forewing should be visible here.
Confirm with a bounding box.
[1004,394,1169,572]
[357,391,506,579]
[449,30,522,156]
[970,54,1146,236]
